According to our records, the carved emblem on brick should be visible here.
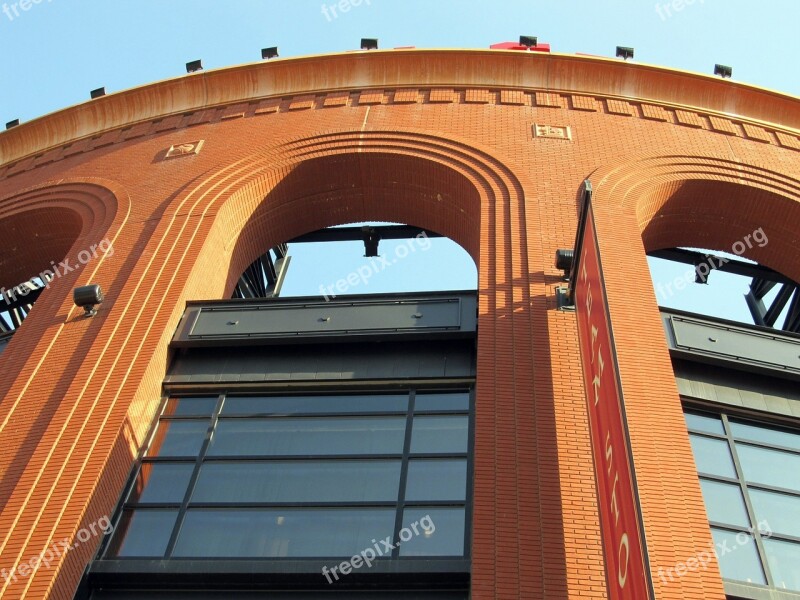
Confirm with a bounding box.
[533,124,572,140]
[165,140,204,159]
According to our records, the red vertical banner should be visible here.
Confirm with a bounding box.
[571,186,654,600]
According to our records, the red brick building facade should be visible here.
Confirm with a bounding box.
[0,49,799,599]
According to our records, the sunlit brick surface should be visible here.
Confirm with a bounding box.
[0,49,799,599]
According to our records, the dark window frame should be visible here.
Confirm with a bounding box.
[102,386,474,562]
[684,402,800,592]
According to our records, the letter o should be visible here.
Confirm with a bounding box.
[77,528,91,543]
[618,533,630,588]
[399,527,413,542]
[78,249,92,264]
[731,241,746,256]
[395,244,409,259]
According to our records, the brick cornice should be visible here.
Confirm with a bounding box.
[1,49,799,167]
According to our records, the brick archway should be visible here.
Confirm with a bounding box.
[586,155,800,600]
[147,129,581,599]
[0,179,128,600]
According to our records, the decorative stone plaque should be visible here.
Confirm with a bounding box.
[533,124,572,140]
[165,140,204,159]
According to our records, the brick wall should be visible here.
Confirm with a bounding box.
[0,56,799,598]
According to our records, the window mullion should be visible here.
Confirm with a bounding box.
[721,412,775,588]
[163,392,225,557]
[392,389,416,558]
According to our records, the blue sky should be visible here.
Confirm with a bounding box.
[1,0,797,322]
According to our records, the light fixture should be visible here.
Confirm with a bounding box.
[261,46,279,60]
[555,249,574,276]
[5,119,19,129]
[73,284,103,317]
[616,46,634,61]
[714,64,732,78]
[360,38,378,50]
[519,35,538,48]
[362,226,380,257]
[90,87,106,99]
[185,59,203,73]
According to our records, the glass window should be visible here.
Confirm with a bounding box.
[688,434,736,478]
[749,488,800,539]
[163,397,218,417]
[191,460,401,503]
[172,509,396,558]
[736,444,800,493]
[208,417,407,456]
[147,420,209,457]
[399,508,466,557]
[686,408,800,594]
[410,416,468,454]
[763,538,800,592]
[222,394,408,415]
[730,420,800,451]
[109,389,472,560]
[684,412,725,435]
[710,528,765,586]
[110,510,178,558]
[414,393,470,412]
[405,459,468,501]
[698,479,750,528]
[129,463,194,504]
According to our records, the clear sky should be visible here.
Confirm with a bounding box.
[1,0,797,323]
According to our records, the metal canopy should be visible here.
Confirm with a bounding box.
[232,226,442,300]
[649,248,800,334]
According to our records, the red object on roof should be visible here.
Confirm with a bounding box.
[489,42,551,52]
[490,42,528,50]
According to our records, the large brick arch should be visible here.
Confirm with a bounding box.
[0,179,128,600]
[146,129,585,599]
[584,156,800,600]
[596,154,800,279]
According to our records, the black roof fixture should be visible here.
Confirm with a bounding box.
[714,64,733,78]
[261,46,279,60]
[519,35,538,47]
[5,119,19,129]
[616,46,634,60]
[185,59,203,73]
[90,87,106,99]
[361,38,378,50]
